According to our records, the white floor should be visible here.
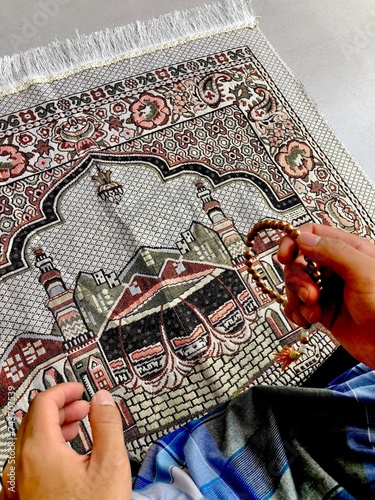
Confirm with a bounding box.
[1,0,374,183]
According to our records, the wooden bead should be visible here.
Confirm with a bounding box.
[244,219,310,307]
[305,259,318,269]
[312,270,321,280]
[290,229,301,239]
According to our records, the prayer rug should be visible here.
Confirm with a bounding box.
[0,0,374,467]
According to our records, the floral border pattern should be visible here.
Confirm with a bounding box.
[1,46,374,277]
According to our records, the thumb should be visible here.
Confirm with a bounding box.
[297,232,374,284]
[89,390,129,471]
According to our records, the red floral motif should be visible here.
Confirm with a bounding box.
[124,78,138,89]
[35,156,52,170]
[35,139,53,156]
[265,113,295,147]
[142,141,167,157]
[268,135,282,147]
[90,88,106,101]
[19,109,36,123]
[155,68,171,79]
[95,108,107,120]
[275,140,315,179]
[25,183,47,205]
[57,99,70,111]
[110,134,120,144]
[37,126,51,138]
[16,133,35,147]
[163,80,205,121]
[199,139,220,157]
[14,205,37,223]
[106,116,124,131]
[204,118,226,138]
[54,154,64,164]
[111,102,126,115]
[53,116,106,155]
[120,128,135,140]
[215,53,229,63]
[0,145,28,182]
[223,146,244,165]
[130,92,171,130]
[0,196,13,216]
[308,180,326,195]
[173,94,189,115]
[174,130,197,150]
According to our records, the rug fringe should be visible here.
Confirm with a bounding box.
[0,0,256,97]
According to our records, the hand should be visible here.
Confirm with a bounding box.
[1,383,131,500]
[278,223,375,368]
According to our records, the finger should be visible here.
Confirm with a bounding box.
[61,421,81,442]
[284,256,321,305]
[283,302,310,327]
[88,391,130,474]
[283,280,310,325]
[278,223,375,264]
[298,223,375,257]
[59,400,89,427]
[296,232,375,285]
[18,383,84,447]
[278,235,298,264]
[58,399,89,442]
[300,303,322,325]
[284,296,323,327]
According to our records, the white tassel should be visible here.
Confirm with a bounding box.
[0,0,256,96]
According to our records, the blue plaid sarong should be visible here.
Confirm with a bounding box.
[132,364,375,499]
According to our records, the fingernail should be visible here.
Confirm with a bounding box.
[300,305,315,323]
[298,232,321,248]
[92,390,116,406]
[298,287,310,304]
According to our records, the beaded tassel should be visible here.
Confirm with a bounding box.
[243,219,322,370]
[243,219,301,305]
[274,330,310,370]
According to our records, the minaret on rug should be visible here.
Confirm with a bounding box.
[34,247,93,350]
[195,181,260,311]
[195,181,245,263]
[33,247,116,397]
